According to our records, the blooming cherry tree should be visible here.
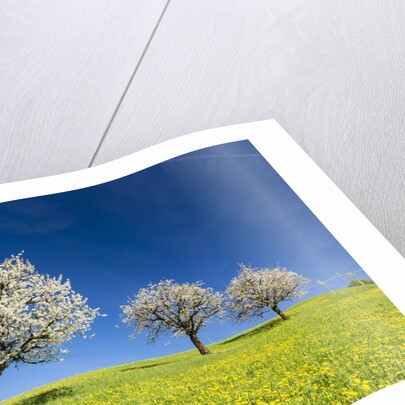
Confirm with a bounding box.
[121,280,224,355]
[0,254,100,375]
[226,264,309,321]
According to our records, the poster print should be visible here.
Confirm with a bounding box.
[0,121,404,404]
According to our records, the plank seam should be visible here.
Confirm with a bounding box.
[88,0,172,167]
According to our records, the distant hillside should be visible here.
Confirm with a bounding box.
[5,284,405,404]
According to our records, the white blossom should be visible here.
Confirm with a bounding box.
[0,253,100,375]
[226,264,309,321]
[121,280,224,355]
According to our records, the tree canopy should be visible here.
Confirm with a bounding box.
[348,279,374,288]
[226,264,309,321]
[0,254,99,375]
[121,279,224,355]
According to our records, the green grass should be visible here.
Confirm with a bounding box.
[5,284,405,404]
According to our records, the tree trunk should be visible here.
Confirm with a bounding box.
[271,304,289,320]
[188,333,211,355]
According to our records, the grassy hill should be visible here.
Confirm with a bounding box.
[5,284,405,404]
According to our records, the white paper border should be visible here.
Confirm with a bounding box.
[1,119,404,404]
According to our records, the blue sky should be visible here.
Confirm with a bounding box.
[0,140,367,400]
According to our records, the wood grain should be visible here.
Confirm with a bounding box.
[92,0,405,256]
[0,0,167,182]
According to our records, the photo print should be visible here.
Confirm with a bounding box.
[0,121,404,404]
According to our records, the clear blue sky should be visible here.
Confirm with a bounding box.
[0,141,367,400]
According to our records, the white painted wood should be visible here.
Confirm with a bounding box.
[93,0,405,256]
[0,0,167,182]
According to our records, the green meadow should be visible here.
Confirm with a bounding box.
[5,284,405,405]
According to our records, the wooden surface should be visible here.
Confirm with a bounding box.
[1,0,405,257]
[0,0,167,180]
